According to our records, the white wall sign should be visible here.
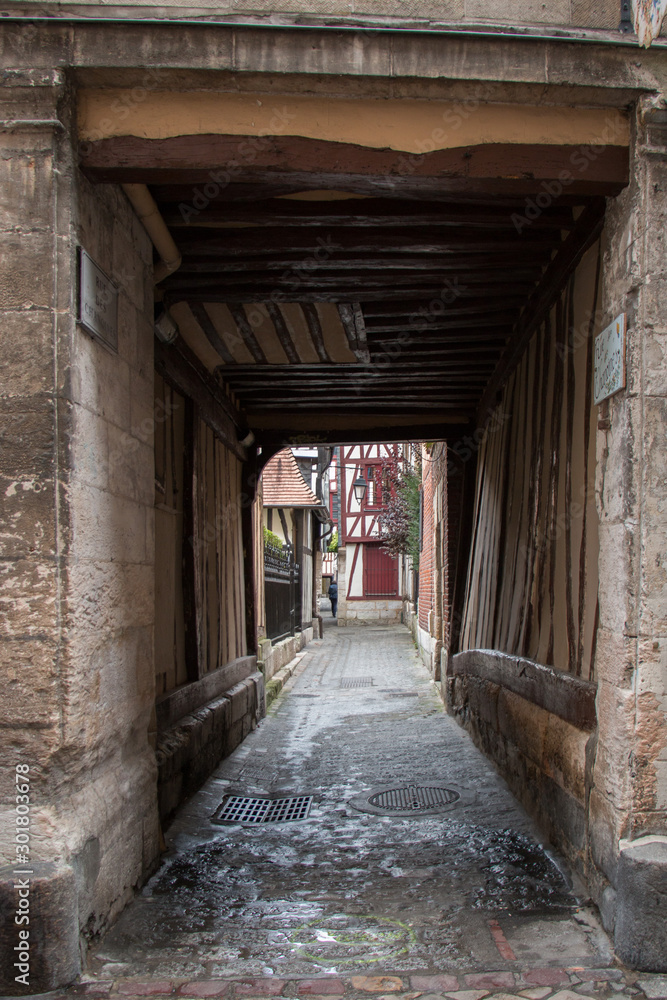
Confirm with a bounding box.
[78,248,118,352]
[594,313,626,405]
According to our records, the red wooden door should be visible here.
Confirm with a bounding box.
[363,544,398,597]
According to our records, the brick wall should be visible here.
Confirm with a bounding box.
[418,446,434,633]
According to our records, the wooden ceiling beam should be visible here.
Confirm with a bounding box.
[160,200,576,231]
[338,303,371,365]
[176,255,550,275]
[171,229,556,256]
[264,302,301,365]
[82,136,629,198]
[168,286,536,304]
[226,304,268,364]
[188,302,236,365]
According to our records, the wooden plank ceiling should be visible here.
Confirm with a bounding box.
[73,129,625,443]
[151,174,608,440]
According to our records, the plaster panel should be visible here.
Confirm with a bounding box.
[77,90,630,151]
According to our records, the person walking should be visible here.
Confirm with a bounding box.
[328,579,338,618]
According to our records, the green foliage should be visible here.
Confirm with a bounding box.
[327,529,339,553]
[263,526,284,549]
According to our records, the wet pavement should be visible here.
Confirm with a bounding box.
[76,623,660,1000]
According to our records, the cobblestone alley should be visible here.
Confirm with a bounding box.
[69,623,665,1000]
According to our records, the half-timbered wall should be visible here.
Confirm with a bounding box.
[340,444,401,621]
[459,241,601,679]
[194,420,247,674]
[154,375,188,696]
[155,377,246,694]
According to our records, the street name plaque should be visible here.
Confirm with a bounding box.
[78,248,118,352]
[594,313,626,405]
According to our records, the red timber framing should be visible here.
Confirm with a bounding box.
[340,444,398,544]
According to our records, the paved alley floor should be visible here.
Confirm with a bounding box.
[75,625,659,1000]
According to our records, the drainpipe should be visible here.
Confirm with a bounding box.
[122,183,182,284]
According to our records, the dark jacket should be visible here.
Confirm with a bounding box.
[328,582,338,599]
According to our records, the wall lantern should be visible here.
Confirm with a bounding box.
[353,475,368,504]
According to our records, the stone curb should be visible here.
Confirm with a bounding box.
[264,651,309,710]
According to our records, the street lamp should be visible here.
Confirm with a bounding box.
[353,474,368,504]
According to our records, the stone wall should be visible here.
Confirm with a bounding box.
[589,98,667,966]
[0,72,159,993]
[447,651,597,867]
[2,0,621,30]
[343,600,403,624]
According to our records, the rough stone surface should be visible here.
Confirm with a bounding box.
[614,837,667,971]
[85,626,612,982]
[0,862,80,995]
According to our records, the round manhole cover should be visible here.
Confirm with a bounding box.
[349,783,465,816]
[368,785,459,812]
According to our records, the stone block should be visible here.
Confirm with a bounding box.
[107,424,154,506]
[0,231,53,310]
[67,561,154,636]
[0,635,60,729]
[0,557,59,638]
[615,835,667,970]
[588,786,624,883]
[0,149,54,231]
[70,336,131,432]
[0,861,80,995]
[69,482,148,563]
[571,0,617,27]
[0,408,55,480]
[594,627,636,689]
[0,476,57,560]
[70,405,109,492]
[594,680,635,806]
[0,309,55,400]
[596,522,638,632]
[497,688,547,768]
[542,715,588,801]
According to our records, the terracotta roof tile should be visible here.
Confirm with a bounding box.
[262,449,322,508]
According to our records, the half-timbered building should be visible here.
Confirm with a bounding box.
[339,444,402,624]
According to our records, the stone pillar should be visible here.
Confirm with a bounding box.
[0,26,159,991]
[592,97,667,966]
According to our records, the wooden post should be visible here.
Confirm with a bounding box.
[241,450,260,657]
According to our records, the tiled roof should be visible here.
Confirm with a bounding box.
[262,449,322,508]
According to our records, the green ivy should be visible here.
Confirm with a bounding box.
[263,526,284,549]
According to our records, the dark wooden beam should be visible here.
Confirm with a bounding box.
[189,302,235,365]
[477,198,607,425]
[301,303,331,363]
[159,198,576,231]
[338,303,370,365]
[82,136,629,197]
[154,337,248,460]
[170,228,557,257]
[227,304,268,364]
[168,284,536,304]
[176,254,549,274]
[264,302,300,365]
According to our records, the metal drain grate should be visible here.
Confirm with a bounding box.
[368,784,460,812]
[212,794,313,825]
[340,677,373,688]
